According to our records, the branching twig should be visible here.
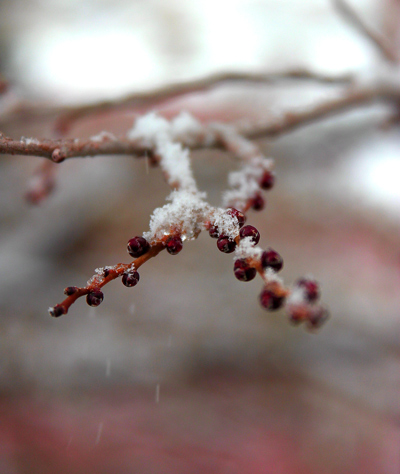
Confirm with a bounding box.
[25,160,57,204]
[50,242,165,317]
[45,112,328,329]
[333,0,397,63]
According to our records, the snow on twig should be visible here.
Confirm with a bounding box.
[43,111,328,330]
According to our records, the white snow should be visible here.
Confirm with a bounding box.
[90,131,116,142]
[143,190,211,242]
[211,208,240,240]
[157,141,197,191]
[127,112,171,147]
[170,111,204,146]
[223,156,274,208]
[263,267,283,285]
[127,112,202,191]
[286,286,306,306]
[21,137,40,145]
[234,236,263,260]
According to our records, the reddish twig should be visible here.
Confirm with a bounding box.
[0,133,150,162]
[50,242,165,317]
[25,160,57,204]
[44,112,328,330]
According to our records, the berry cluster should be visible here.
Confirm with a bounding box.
[47,112,328,331]
[209,206,327,327]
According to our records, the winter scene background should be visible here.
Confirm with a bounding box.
[0,0,399,472]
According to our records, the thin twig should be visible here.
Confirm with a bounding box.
[25,160,57,204]
[333,0,397,63]
[245,86,384,139]
[51,243,166,316]
[0,135,150,162]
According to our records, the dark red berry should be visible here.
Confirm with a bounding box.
[234,259,256,282]
[259,288,285,310]
[307,307,329,329]
[260,170,275,190]
[49,304,66,317]
[217,235,237,253]
[122,271,140,287]
[289,313,303,325]
[296,278,320,302]
[261,248,283,272]
[209,225,219,238]
[86,289,104,307]
[239,225,260,245]
[127,236,150,258]
[227,208,246,228]
[64,286,78,296]
[166,236,183,255]
[251,193,265,211]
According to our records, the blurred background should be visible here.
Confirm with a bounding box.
[0,0,399,473]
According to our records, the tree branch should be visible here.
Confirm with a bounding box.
[1,83,397,162]
[246,85,386,139]
[0,133,149,162]
[333,0,397,63]
[43,112,327,328]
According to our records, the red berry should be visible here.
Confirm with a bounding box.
[234,259,256,281]
[217,235,237,253]
[261,248,283,272]
[166,236,183,255]
[289,313,303,325]
[86,289,104,307]
[227,208,246,228]
[307,307,329,329]
[209,225,219,238]
[239,225,260,245]
[251,193,265,211]
[49,304,66,317]
[122,271,140,287]
[64,286,78,296]
[127,236,150,258]
[296,278,320,302]
[259,288,285,310]
[260,171,275,190]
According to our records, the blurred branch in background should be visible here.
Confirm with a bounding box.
[0,73,8,95]
[334,0,397,62]
[0,68,354,131]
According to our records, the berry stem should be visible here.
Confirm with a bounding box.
[50,242,165,316]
